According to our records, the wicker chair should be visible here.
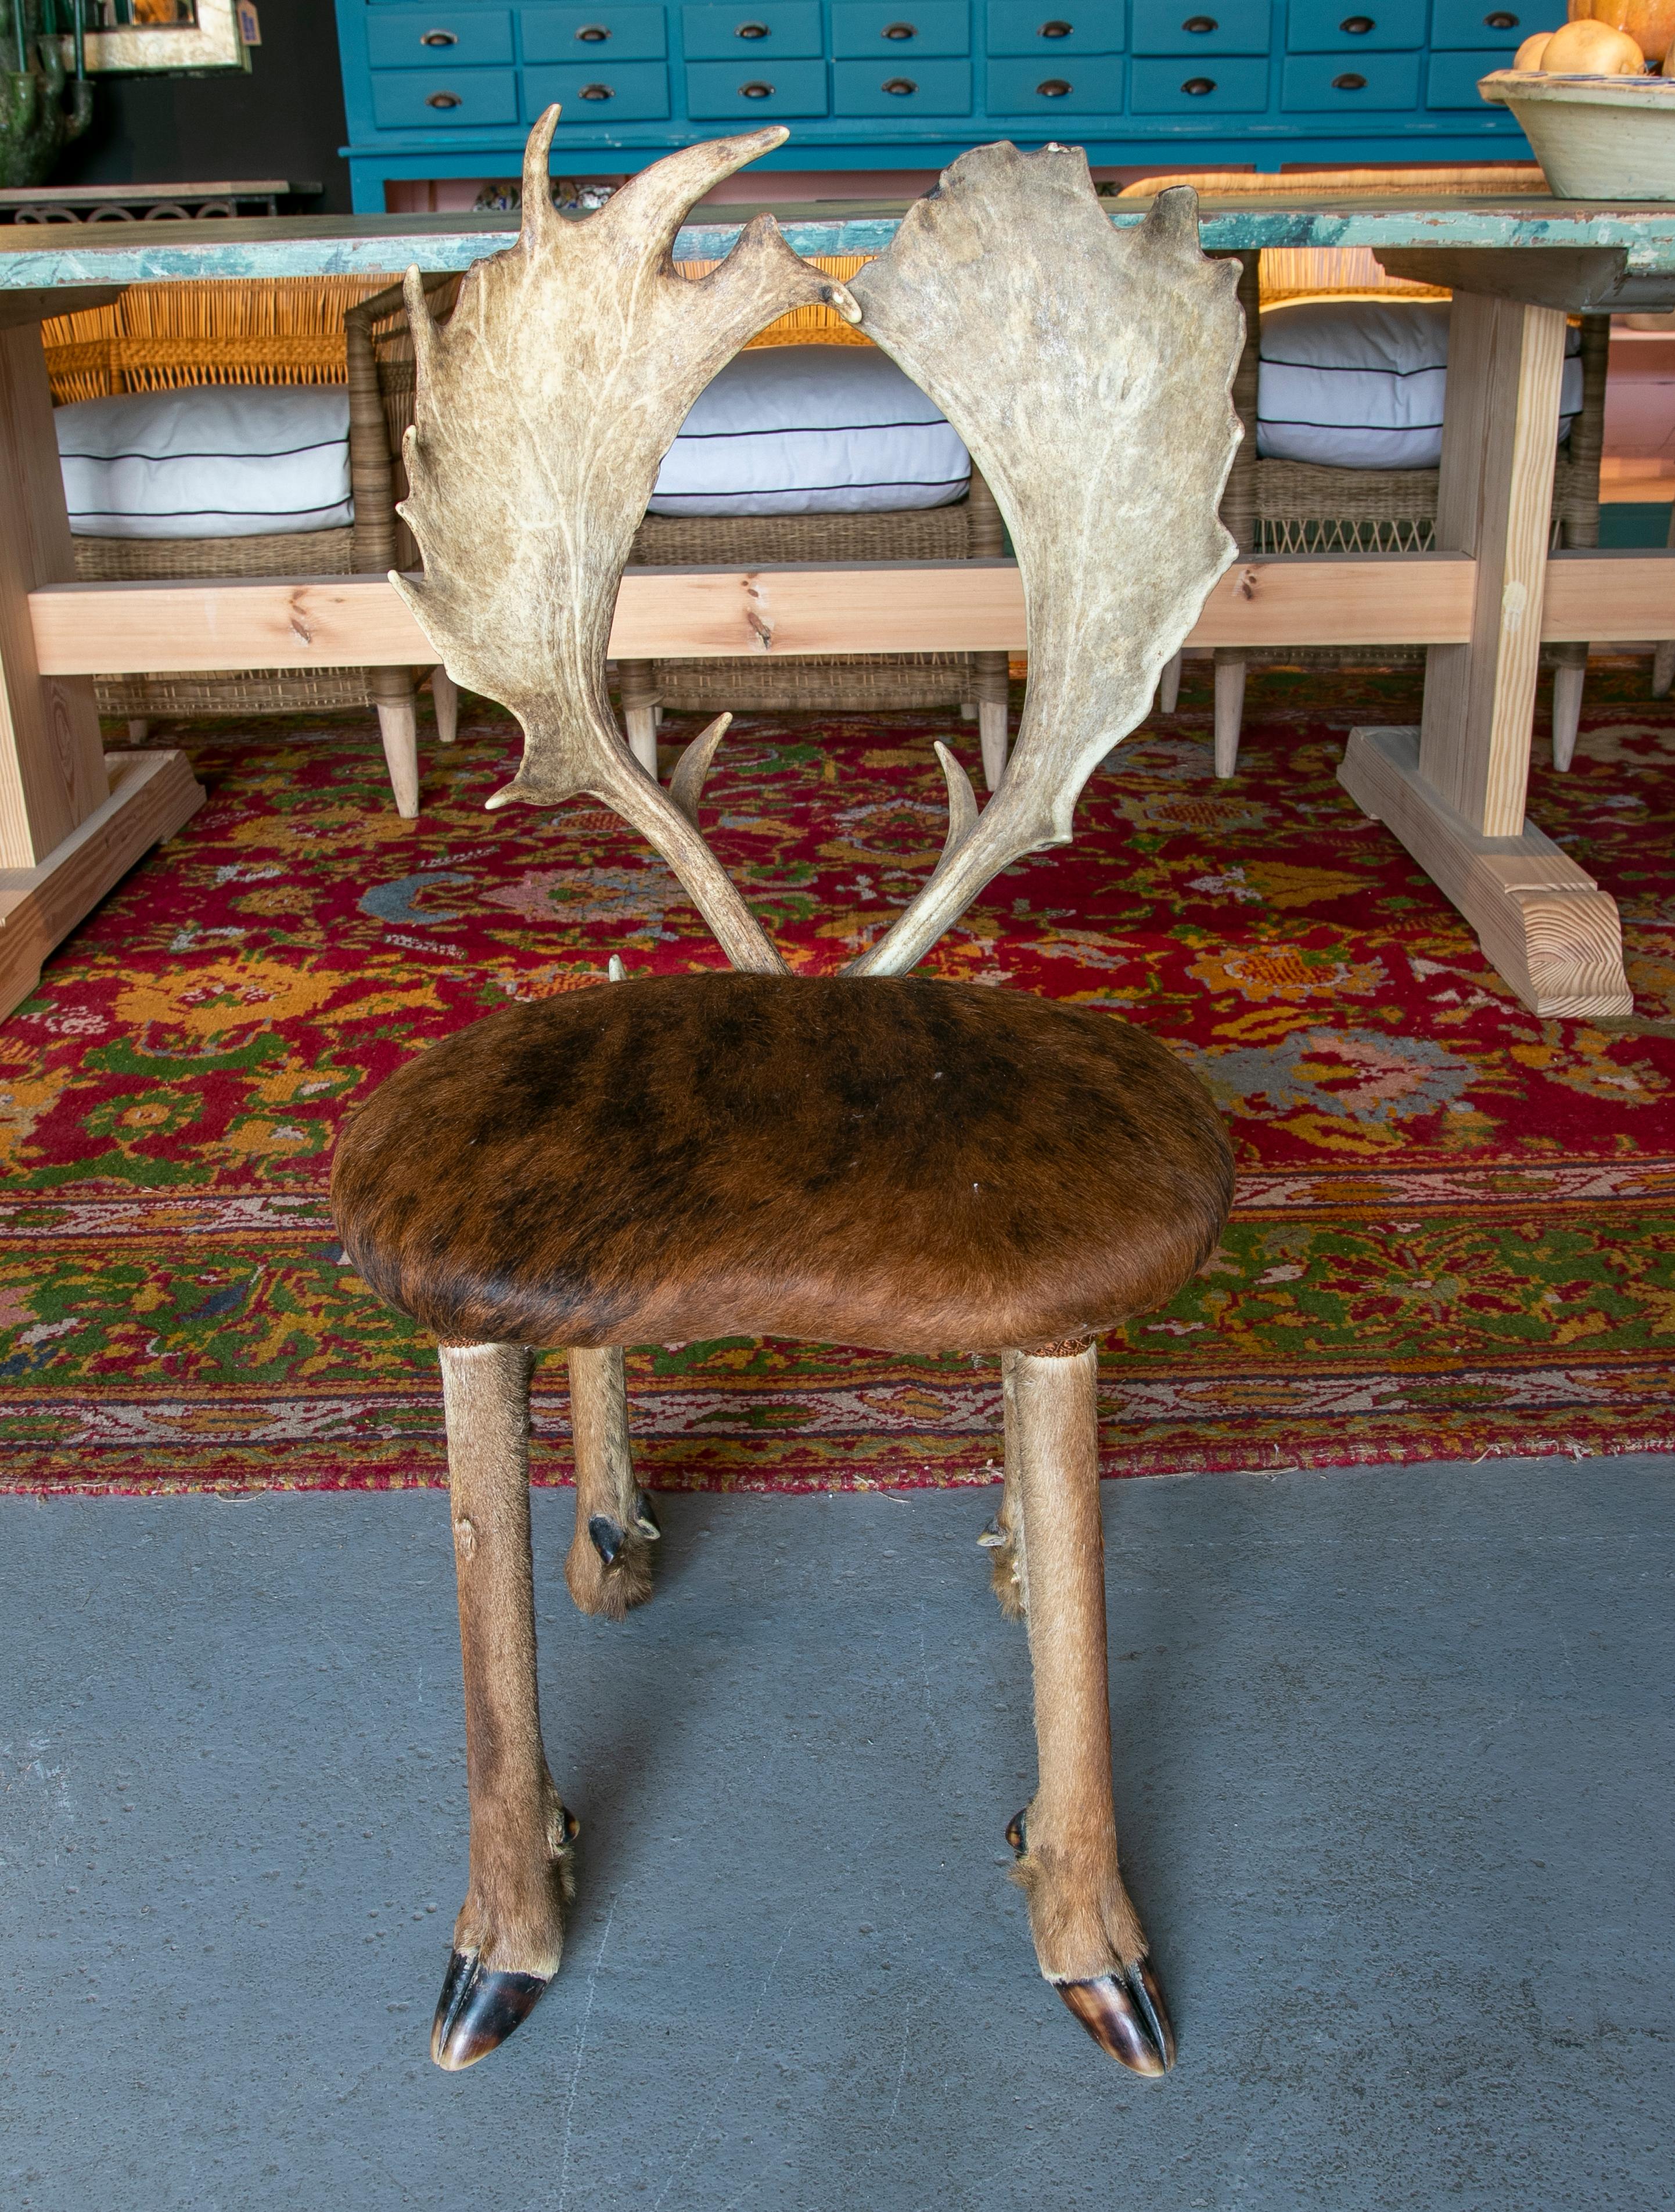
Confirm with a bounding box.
[1119,170,1608,776]
[354,260,1014,790]
[42,279,451,817]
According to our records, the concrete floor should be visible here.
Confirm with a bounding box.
[1,1459,1672,2212]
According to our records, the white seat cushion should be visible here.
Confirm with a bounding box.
[648,344,969,517]
[56,383,353,538]
[1257,300,1583,470]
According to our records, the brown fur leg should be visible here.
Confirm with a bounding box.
[434,1343,574,2066]
[563,1345,656,1621]
[979,1349,1028,1620]
[1009,1343,1155,1994]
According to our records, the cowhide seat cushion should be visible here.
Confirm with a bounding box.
[332,974,1232,1356]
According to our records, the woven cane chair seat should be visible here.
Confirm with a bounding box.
[333,974,1232,1358]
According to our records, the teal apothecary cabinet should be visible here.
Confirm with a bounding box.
[335,1,1535,208]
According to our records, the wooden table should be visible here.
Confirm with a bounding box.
[2,192,1673,1020]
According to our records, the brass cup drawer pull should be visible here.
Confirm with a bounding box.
[576,21,611,37]
[739,77,774,92]
[736,20,770,35]
[1339,13,1374,30]
[883,74,918,91]
[580,81,614,96]
[420,28,457,45]
[1181,74,1214,91]
[883,19,918,35]
[1182,15,1217,30]
[1039,17,1072,33]
[426,88,462,106]
[1331,70,1367,87]
[1037,75,1071,92]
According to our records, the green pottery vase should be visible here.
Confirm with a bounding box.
[0,1,93,190]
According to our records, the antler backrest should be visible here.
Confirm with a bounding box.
[841,143,1244,976]
[394,123,1242,980]
[392,107,860,973]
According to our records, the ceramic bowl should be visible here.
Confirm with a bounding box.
[1479,69,1675,198]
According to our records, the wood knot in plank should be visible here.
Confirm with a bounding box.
[742,574,774,653]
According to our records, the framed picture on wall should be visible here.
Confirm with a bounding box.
[80,0,254,73]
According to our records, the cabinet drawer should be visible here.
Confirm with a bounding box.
[1130,52,1266,102]
[369,66,521,124]
[985,2,1125,55]
[833,55,972,105]
[986,53,1126,104]
[521,8,667,62]
[366,9,512,66]
[1286,0,1425,49]
[1426,44,1516,102]
[833,3,970,57]
[1430,4,1527,51]
[1282,50,1419,104]
[682,3,822,59]
[525,59,670,110]
[1131,0,1270,54]
[685,56,828,109]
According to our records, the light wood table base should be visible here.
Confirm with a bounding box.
[1339,725,1631,1019]
[0,747,205,1019]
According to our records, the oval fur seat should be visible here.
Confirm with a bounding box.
[332,972,1234,1357]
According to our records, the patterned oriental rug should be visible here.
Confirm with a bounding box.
[1,662,1672,1495]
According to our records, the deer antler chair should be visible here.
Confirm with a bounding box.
[332,111,1243,2080]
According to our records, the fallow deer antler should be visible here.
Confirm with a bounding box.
[841,143,1244,977]
[392,106,860,974]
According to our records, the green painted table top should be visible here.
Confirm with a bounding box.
[6,194,1675,289]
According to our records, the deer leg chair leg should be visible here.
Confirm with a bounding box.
[430,665,459,746]
[1551,650,1586,772]
[977,1348,1028,1620]
[1005,1341,1174,2078]
[431,1341,576,2072]
[1159,650,1182,715]
[1212,651,1245,779]
[563,1344,659,1621]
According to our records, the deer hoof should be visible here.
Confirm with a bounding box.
[430,1950,550,2071]
[1055,1961,1176,2077]
[588,1513,625,1563]
[631,1491,661,1540]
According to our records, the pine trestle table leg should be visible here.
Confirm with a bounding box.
[1338,288,1633,1019]
[0,299,203,1020]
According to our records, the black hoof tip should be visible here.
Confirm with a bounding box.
[1056,1960,1176,2077]
[1005,1809,1027,1857]
[430,1950,550,2071]
[632,1492,661,1540]
[588,1514,624,1564]
[977,1515,1005,1549]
